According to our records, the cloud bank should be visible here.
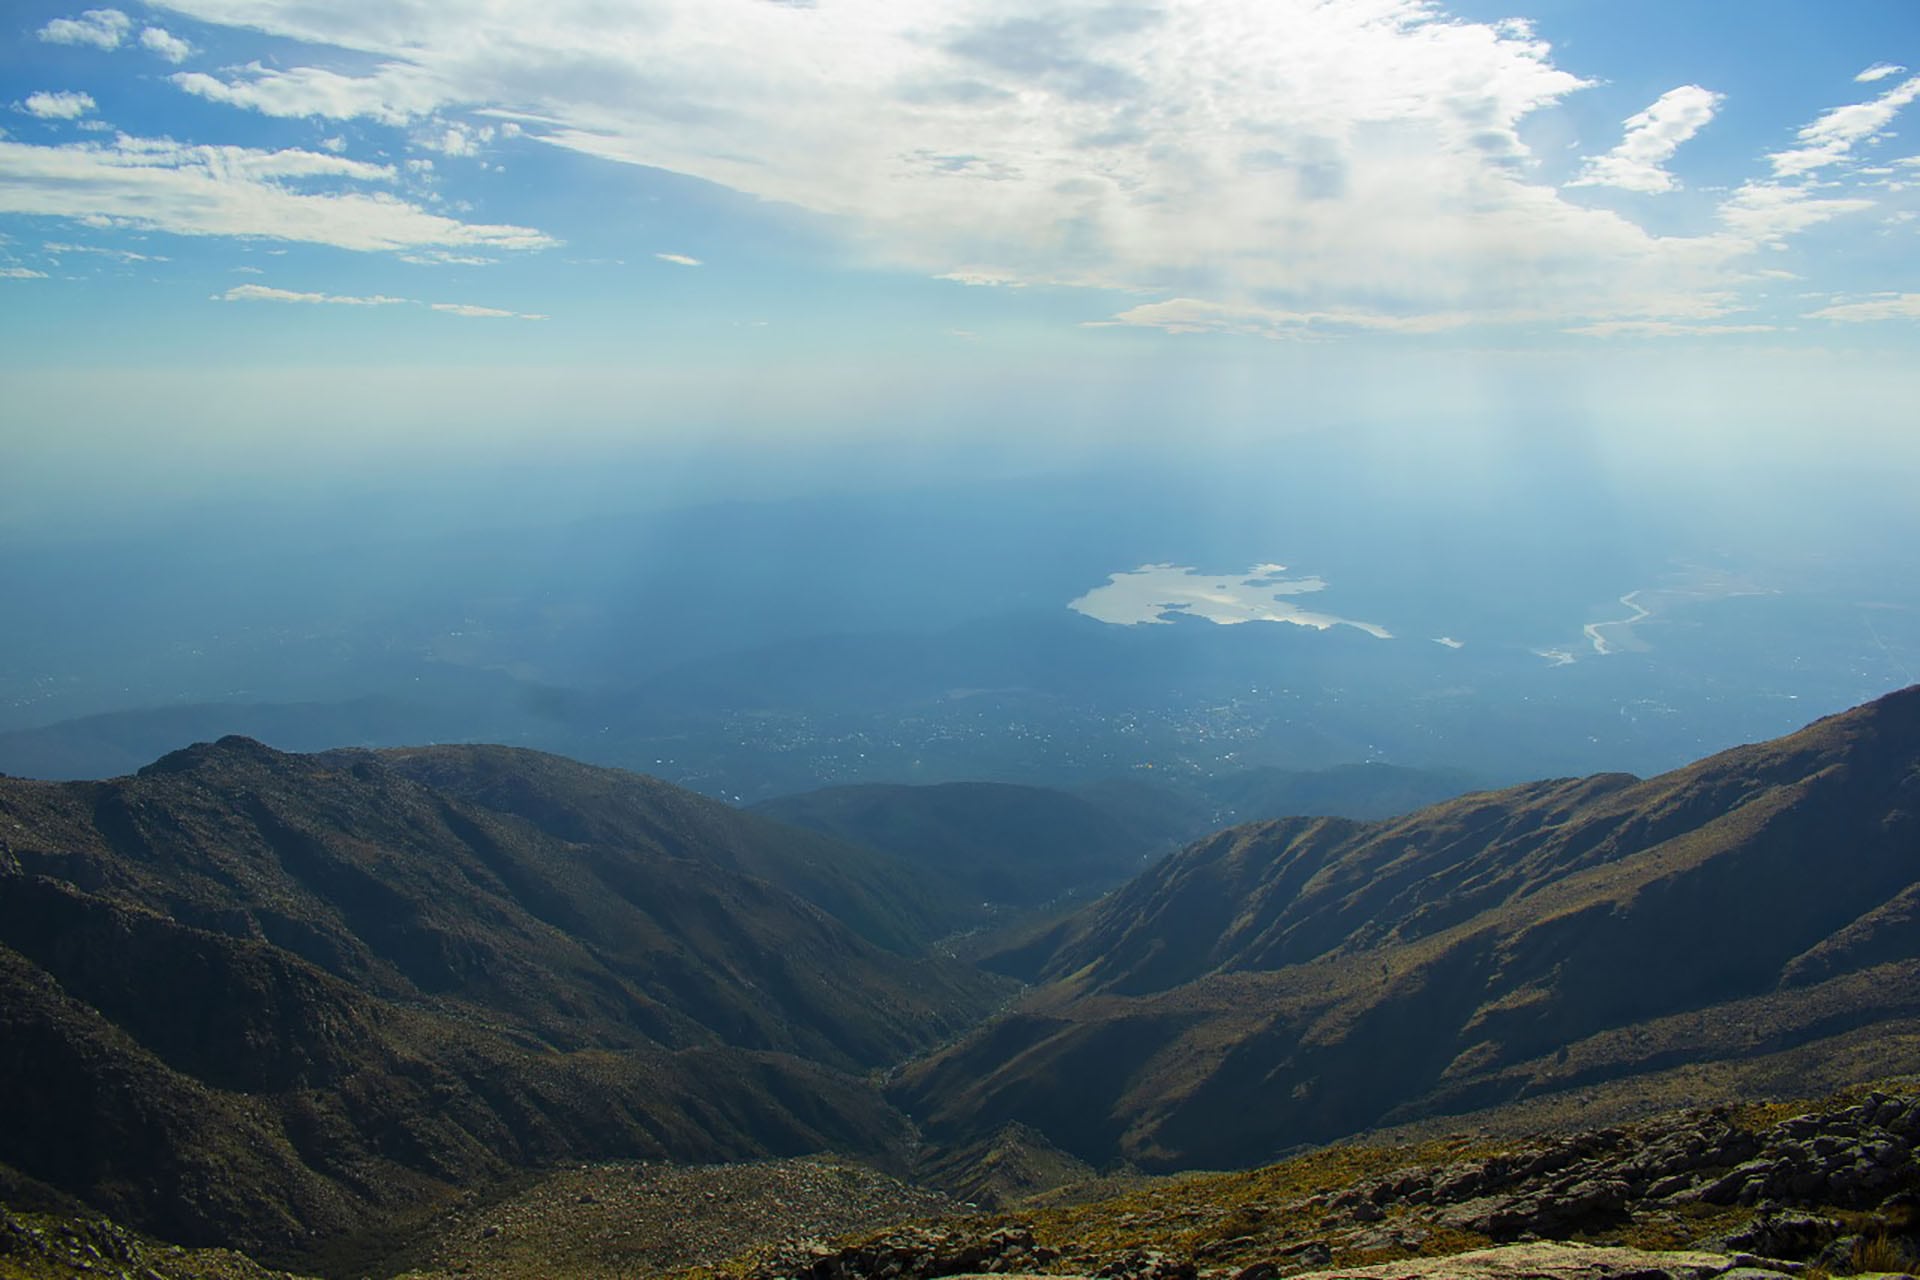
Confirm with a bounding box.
[12,0,1914,334]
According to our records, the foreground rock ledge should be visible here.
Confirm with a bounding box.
[1285,1241,1796,1278]
[923,1244,1809,1280]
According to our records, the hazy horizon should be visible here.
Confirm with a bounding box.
[3,0,1917,794]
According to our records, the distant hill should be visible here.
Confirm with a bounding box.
[752,766,1480,919]
[0,738,1003,1257]
[1189,760,1485,826]
[897,685,1920,1170]
[0,696,442,781]
[1070,762,1483,844]
[751,781,1167,912]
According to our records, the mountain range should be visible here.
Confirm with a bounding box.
[0,686,1915,1275]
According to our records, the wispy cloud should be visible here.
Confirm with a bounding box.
[936,266,1026,287]
[21,91,97,120]
[45,240,166,262]
[1857,63,1908,84]
[37,9,130,50]
[1571,85,1722,193]
[1,266,50,279]
[1718,183,1875,244]
[1565,320,1778,338]
[218,284,406,305]
[172,62,447,126]
[654,252,701,267]
[1805,293,1920,323]
[0,133,555,253]
[1097,297,1476,338]
[218,282,546,318]
[430,301,546,318]
[1770,74,1920,177]
[399,250,497,266]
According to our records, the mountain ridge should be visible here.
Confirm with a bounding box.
[897,685,1920,1169]
[0,738,1005,1256]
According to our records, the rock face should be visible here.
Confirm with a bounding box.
[902,686,1920,1170]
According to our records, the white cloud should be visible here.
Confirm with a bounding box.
[419,121,493,156]
[139,27,195,63]
[125,0,1912,331]
[37,9,130,50]
[1858,63,1908,84]
[1718,182,1876,243]
[1571,85,1721,193]
[1,267,50,278]
[219,281,546,317]
[429,301,545,318]
[218,283,407,305]
[1804,293,1920,323]
[45,240,167,261]
[1770,75,1920,178]
[1565,320,1778,338]
[936,266,1026,287]
[399,250,496,265]
[22,92,98,120]
[654,252,701,266]
[171,62,446,125]
[0,133,556,253]
[1098,296,1477,338]
[141,0,1630,321]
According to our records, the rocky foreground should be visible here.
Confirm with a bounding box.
[4,1085,1917,1279]
[741,1086,1920,1280]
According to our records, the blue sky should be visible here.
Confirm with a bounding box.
[2,0,1917,517]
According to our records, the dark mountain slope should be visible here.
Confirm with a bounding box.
[1,737,992,1066]
[0,738,1004,1256]
[897,685,1920,1170]
[751,781,1166,911]
[368,743,958,953]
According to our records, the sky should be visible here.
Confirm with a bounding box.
[2,0,1918,521]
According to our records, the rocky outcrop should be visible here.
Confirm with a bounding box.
[0,1202,311,1280]
[1288,1242,1788,1279]
[746,1239,1804,1280]
[1344,1091,1919,1242]
[739,1088,1920,1280]
[750,1224,1061,1280]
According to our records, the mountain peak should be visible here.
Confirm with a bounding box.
[135,734,288,778]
